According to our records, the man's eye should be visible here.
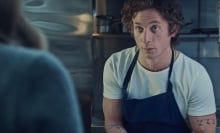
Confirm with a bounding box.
[135,26,143,33]
[151,25,159,32]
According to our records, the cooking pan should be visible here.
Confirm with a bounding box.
[96,15,122,33]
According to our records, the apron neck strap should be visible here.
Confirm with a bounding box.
[122,49,139,98]
[167,48,175,92]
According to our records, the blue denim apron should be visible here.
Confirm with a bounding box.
[122,49,191,133]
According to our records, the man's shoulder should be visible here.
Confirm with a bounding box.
[104,46,136,76]
[109,46,136,61]
[177,52,206,72]
[179,52,202,65]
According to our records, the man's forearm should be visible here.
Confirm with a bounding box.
[105,123,127,133]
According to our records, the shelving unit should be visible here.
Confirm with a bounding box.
[92,32,218,39]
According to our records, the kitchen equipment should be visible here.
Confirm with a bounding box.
[96,15,112,33]
[96,15,122,33]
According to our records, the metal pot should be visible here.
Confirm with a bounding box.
[96,15,122,33]
[96,15,113,33]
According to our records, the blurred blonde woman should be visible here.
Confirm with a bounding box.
[0,0,84,133]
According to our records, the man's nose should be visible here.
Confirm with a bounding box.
[143,30,152,44]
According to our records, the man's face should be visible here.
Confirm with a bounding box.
[132,9,176,59]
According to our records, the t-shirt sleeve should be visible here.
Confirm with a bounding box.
[103,56,123,99]
[188,66,216,116]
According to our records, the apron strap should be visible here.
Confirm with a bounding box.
[122,49,139,99]
[167,48,174,92]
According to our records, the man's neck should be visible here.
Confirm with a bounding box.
[138,48,175,72]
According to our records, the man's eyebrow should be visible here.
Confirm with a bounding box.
[148,20,160,24]
[134,20,161,25]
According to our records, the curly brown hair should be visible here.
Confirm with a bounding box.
[121,0,184,46]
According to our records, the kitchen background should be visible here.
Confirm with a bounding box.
[22,0,220,133]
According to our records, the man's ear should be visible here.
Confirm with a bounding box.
[170,25,180,37]
[129,24,134,38]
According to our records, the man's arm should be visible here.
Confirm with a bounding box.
[189,113,216,133]
[103,97,127,133]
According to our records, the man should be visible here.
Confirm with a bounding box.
[102,0,216,133]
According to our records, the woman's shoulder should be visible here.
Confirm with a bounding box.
[0,44,46,59]
[0,44,66,75]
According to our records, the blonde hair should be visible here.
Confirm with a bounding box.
[0,0,48,50]
[14,15,48,50]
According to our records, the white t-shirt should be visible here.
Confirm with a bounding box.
[103,46,216,119]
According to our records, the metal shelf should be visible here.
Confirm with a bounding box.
[179,33,218,39]
[92,33,218,39]
[92,33,131,39]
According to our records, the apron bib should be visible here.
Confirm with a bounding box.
[122,49,191,133]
